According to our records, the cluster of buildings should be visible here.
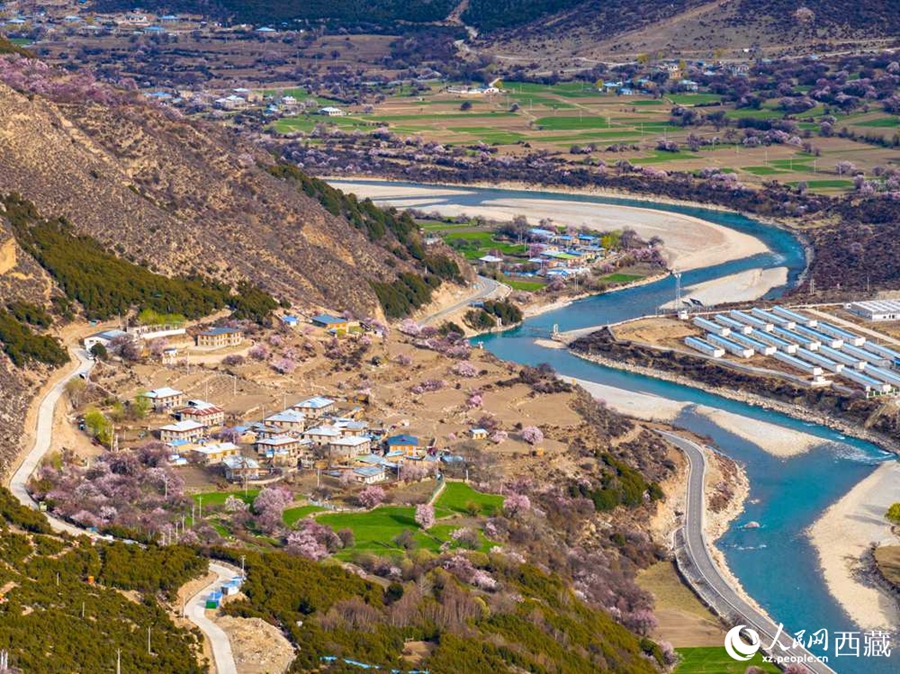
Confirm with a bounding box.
[685,306,900,396]
[479,227,609,279]
[137,385,455,486]
[83,323,244,359]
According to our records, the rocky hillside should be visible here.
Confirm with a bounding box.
[477,0,900,63]
[0,66,463,320]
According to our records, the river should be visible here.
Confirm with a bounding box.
[332,180,897,673]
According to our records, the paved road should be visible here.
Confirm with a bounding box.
[6,345,241,674]
[421,275,505,325]
[185,563,239,674]
[658,430,837,674]
[8,347,95,537]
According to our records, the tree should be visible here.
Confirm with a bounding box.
[357,486,386,509]
[415,503,435,530]
[253,487,292,532]
[460,100,473,111]
[89,342,108,360]
[132,392,151,419]
[503,493,531,518]
[520,426,543,445]
[886,503,900,525]
[83,408,113,446]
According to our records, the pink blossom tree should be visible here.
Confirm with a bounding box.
[253,487,292,533]
[415,503,435,530]
[248,344,270,360]
[357,485,386,509]
[272,357,297,374]
[520,426,544,445]
[452,361,478,378]
[503,493,532,518]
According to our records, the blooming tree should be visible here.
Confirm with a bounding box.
[248,344,270,360]
[357,485,386,509]
[520,426,544,445]
[503,493,532,518]
[452,361,478,378]
[253,487,292,532]
[415,503,435,530]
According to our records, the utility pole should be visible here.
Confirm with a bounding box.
[116,649,121,674]
[198,496,202,521]
[147,627,152,655]
[240,554,246,578]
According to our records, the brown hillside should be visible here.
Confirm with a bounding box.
[479,0,900,64]
[0,81,419,317]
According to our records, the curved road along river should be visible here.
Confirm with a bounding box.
[659,430,836,674]
[5,347,240,674]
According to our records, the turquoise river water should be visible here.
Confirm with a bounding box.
[336,180,898,673]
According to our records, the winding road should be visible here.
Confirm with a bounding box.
[185,563,239,674]
[421,274,505,325]
[5,345,240,674]
[8,347,95,538]
[659,430,837,674]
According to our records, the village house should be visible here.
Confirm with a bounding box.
[310,314,350,332]
[189,442,240,466]
[293,396,336,418]
[177,400,225,428]
[334,419,369,436]
[353,465,386,484]
[303,425,342,445]
[469,428,488,441]
[140,386,185,411]
[264,409,307,432]
[83,329,128,352]
[159,419,205,443]
[196,327,244,348]
[318,106,345,117]
[222,455,261,482]
[328,435,372,461]
[385,433,419,456]
[250,423,285,441]
[254,435,303,457]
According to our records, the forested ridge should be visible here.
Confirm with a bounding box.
[0,487,207,673]
[3,193,278,325]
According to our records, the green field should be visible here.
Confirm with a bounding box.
[501,276,545,291]
[742,166,790,176]
[191,489,258,507]
[317,504,492,558]
[444,231,527,260]
[453,126,527,144]
[434,482,504,517]
[675,647,779,673]
[632,150,700,165]
[599,273,644,284]
[283,505,326,526]
[854,116,899,128]
[788,179,855,189]
[667,93,722,105]
[535,116,612,130]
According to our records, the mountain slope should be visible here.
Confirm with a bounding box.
[477,0,900,62]
[0,75,460,318]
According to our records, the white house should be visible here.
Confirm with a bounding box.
[83,329,128,352]
[318,106,345,117]
[293,396,336,418]
[328,435,372,460]
[159,419,205,443]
